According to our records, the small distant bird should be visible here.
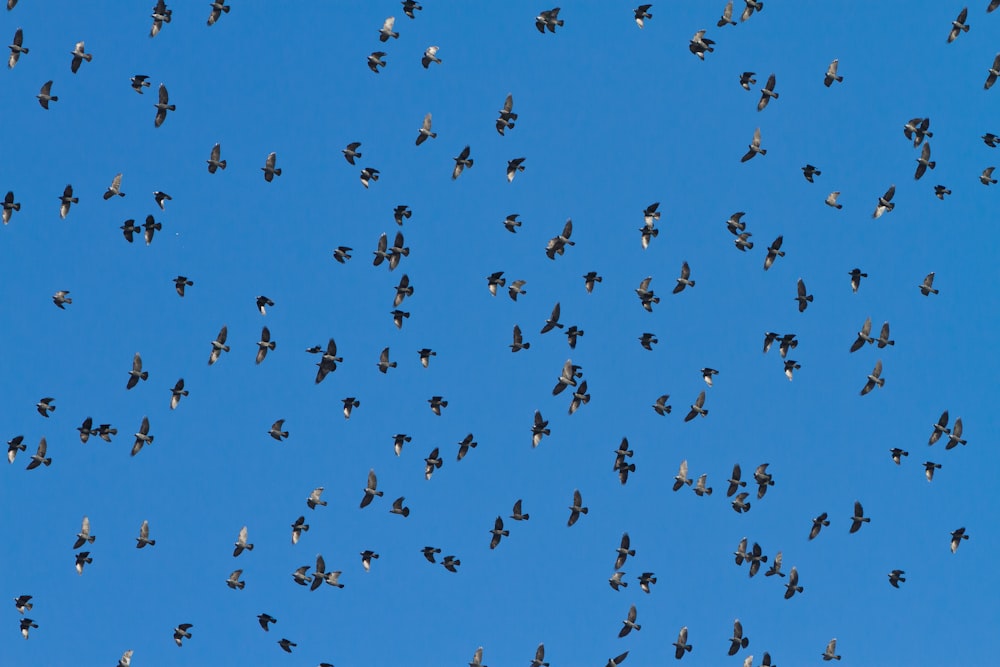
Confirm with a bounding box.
[784,566,803,598]
[208,325,230,365]
[726,464,746,497]
[825,191,842,209]
[718,0,737,26]
[849,501,870,533]
[0,191,19,224]
[57,185,78,220]
[291,565,311,586]
[684,391,708,421]
[173,623,192,647]
[583,271,602,293]
[150,1,171,38]
[757,74,778,111]
[783,359,801,381]
[390,496,411,517]
[233,526,254,557]
[257,613,277,632]
[428,395,448,415]
[452,146,473,180]
[379,16,398,41]
[950,527,968,552]
[945,418,967,450]
[633,5,653,28]
[154,84,175,127]
[126,353,148,389]
[673,261,695,293]
[689,29,715,59]
[496,93,517,135]
[121,219,140,242]
[765,551,784,577]
[693,474,713,497]
[207,0,230,26]
[673,460,693,491]
[441,555,461,572]
[278,639,296,653]
[741,127,766,162]
[919,272,939,295]
[315,339,342,383]
[848,268,867,293]
[506,157,526,182]
[981,166,997,185]
[36,80,57,109]
[342,142,362,165]
[872,185,896,218]
[735,232,753,251]
[531,410,551,447]
[489,516,509,549]
[508,279,528,301]
[503,213,522,233]
[306,487,326,509]
[7,28,27,70]
[986,54,1000,89]
[739,71,756,89]
[131,416,153,457]
[13,595,33,614]
[728,619,750,655]
[822,638,841,662]
[754,463,775,498]
[333,246,352,263]
[402,0,422,18]
[78,418,93,443]
[170,378,188,410]
[19,616,38,639]
[226,569,245,590]
[456,433,477,461]
[824,59,843,86]
[421,45,441,68]
[536,8,564,33]
[929,410,951,446]
[360,550,379,572]
[888,570,906,588]
[615,533,636,569]
[136,520,155,548]
[875,322,894,348]
[36,397,56,417]
[510,324,531,353]
[368,51,387,73]
[568,380,590,415]
[541,302,563,333]
[914,142,936,180]
[984,132,999,148]
[635,276,659,312]
[652,394,671,415]
[376,347,396,374]
[619,604,641,637]
[763,235,784,270]
[290,516,309,544]
[342,398,360,420]
[802,164,821,182]
[424,447,443,480]
[903,117,932,146]
[795,279,813,312]
[417,348,436,368]
[924,461,942,482]
[934,185,952,199]
[262,153,281,182]
[422,546,441,563]
[104,173,126,199]
[70,41,92,73]
[360,469,382,508]
[638,572,657,594]
[567,489,588,526]
[889,447,909,465]
[731,492,752,513]
[545,218,575,259]
[511,499,530,521]
[701,367,719,387]
[73,516,95,549]
[859,360,885,395]
[415,113,436,146]
[638,333,658,350]
[143,214,162,245]
[393,205,412,227]
[741,0,763,21]
[673,626,693,659]
[255,327,275,362]
[947,7,970,43]
[153,191,171,210]
[609,572,627,591]
[131,74,151,93]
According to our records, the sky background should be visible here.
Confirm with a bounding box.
[1,2,997,666]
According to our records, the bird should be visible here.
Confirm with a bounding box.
[96,424,117,443]
[511,499,530,521]
[442,555,461,572]
[291,565,311,586]
[634,4,653,28]
[393,275,413,307]
[531,410,551,447]
[421,546,442,563]
[982,166,998,185]
[741,0,763,21]
[732,492,752,513]
[802,164,821,182]
[673,261,695,293]
[208,326,230,365]
[694,474,713,496]
[13,595,33,614]
[985,53,1000,89]
[741,127,766,161]
[541,302,564,333]
[392,205,412,227]
[506,157,526,182]
[911,142,936,181]
[36,397,56,416]
[689,29,715,59]
[152,191,172,211]
[421,45,441,68]
[635,276,659,312]
[872,185,896,218]
[121,219,140,242]
[728,619,750,655]
[684,391,708,421]
[333,246,352,263]
[888,570,906,588]
[795,279,814,312]
[919,272,939,295]
[150,1,171,38]
[950,527,969,553]
[290,516,310,544]
[545,218,575,259]
[568,380,590,415]
[652,394,671,415]
[56,185,78,220]
[903,117,933,146]
[779,333,799,358]
[582,271,602,294]
[136,520,155,548]
[360,550,379,572]
[701,367,719,387]
[342,142,362,164]
[104,173,126,200]
[890,447,909,465]
[567,489,588,526]
[757,74,778,111]
[36,80,57,109]
[945,418,967,450]
[765,551,784,578]
[452,145,474,180]
[924,461,943,481]
[638,333,658,350]
[204,0,232,23]
[503,213,522,233]
[508,279,528,301]
[638,572,657,594]
[424,448,443,480]
[848,268,867,292]
[673,460,693,491]
[784,566,803,598]
[0,191,19,225]
[734,232,754,251]
[860,359,885,395]
[233,526,254,557]
[360,469,382,508]
[415,113,436,146]
[418,348,436,368]
[510,325,530,353]
[552,359,579,395]
[340,397,360,420]
[763,235,784,270]
[376,347,397,374]
[262,152,281,182]
[947,7,969,43]
[257,613,277,632]
[306,487,326,509]
[278,639,296,653]
[131,416,153,457]
[810,512,830,540]
[226,569,245,590]
[77,417,94,443]
[19,617,38,639]
[252,327,276,365]
[368,51,387,73]
[536,8,564,33]
[849,501,870,533]
[312,554,344,590]
[489,516,509,549]
[673,626,693,659]
[7,27,27,69]
[783,359,801,381]
[142,214,162,245]
[984,132,999,147]
[935,185,952,199]
[726,464,747,497]
[615,533,636,569]
[718,0,737,26]
[154,84,175,127]
[169,379,188,410]
[734,536,749,565]
[825,191,843,209]
[173,623,193,647]
[824,59,843,86]
[126,353,148,389]
[379,16,399,41]
[254,295,275,316]
[70,41,92,73]
[130,74,150,93]
[428,395,448,415]
[496,93,517,135]
[822,638,841,661]
[73,516,96,549]
[754,464,775,498]
[875,322,894,349]
[618,604,641,637]
[739,71,756,90]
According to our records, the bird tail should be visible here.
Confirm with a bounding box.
[702,409,709,417]
[220,160,227,169]
[759,148,767,155]
[522,342,531,349]
[580,507,589,514]
[835,75,843,82]
[51,95,59,102]
[83,54,92,61]
[402,507,410,517]
[806,295,813,302]
[274,168,282,176]
[140,372,148,380]
[929,161,936,169]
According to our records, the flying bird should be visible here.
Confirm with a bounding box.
[689,29,715,59]
[757,74,778,111]
[511,499,530,521]
[379,16,399,41]
[567,489,588,526]
[860,360,885,396]
[342,142,362,165]
[150,1,171,38]
[359,469,382,508]
[728,619,750,655]
[950,527,969,553]
[545,218,575,259]
[531,410,551,447]
[536,8,564,33]
[848,268,867,292]
[673,626,693,659]
[507,157,526,182]
[233,526,254,557]
[741,127,766,162]
[131,416,153,456]
[825,191,842,209]
[888,570,906,588]
[208,326,230,365]
[947,7,970,43]
[684,391,708,422]
[136,520,155,548]
[618,604,641,637]
[306,487,326,509]
[36,80,57,109]
[784,566,803,598]
[872,185,896,218]
[36,396,56,416]
[104,173,125,199]
[924,461,943,481]
[824,59,843,86]
[154,84,175,127]
[421,45,441,68]
[489,516,509,549]
[290,516,309,544]
[763,236,784,270]
[822,638,841,661]
[985,53,1000,89]
[368,51,387,73]
[919,272,939,295]
[452,145,473,180]
[415,113,436,145]
[207,0,230,25]
[262,152,281,182]
[131,74,150,93]
[673,261,695,293]
[802,164,821,182]
[7,27,27,69]
[945,418,967,450]
[849,501,870,533]
[70,41,92,73]
[795,279,813,312]
[58,185,78,219]
[173,623,192,647]
[739,71,756,89]
[170,378,188,409]
[497,93,517,135]
[402,0,422,18]
[126,353,148,389]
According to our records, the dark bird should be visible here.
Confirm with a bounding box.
[442,555,461,572]
[487,271,506,296]
[726,464,746,497]
[360,469,382,508]
[754,463,775,498]
[452,146,473,179]
[417,348,436,368]
[531,410,551,447]
[689,29,715,59]
[536,7,564,33]
[169,378,188,410]
[986,54,1000,89]
[731,492,751,513]
[552,359,580,396]
[489,516,509,549]
[511,499,530,521]
[638,572,657,594]
[393,205,412,227]
[19,617,38,639]
[287,516,308,545]
[153,191,172,210]
[849,501,870,533]
[981,166,997,185]
[739,71,756,89]
[567,489,588,526]
[914,142,935,180]
[96,424,117,442]
[333,246,352,263]
[568,380,590,415]
[142,214,162,245]
[415,113,436,146]
[361,550,379,572]
[615,533,636,569]
[510,324,531,353]
[36,397,56,416]
[741,127,766,162]
[387,496,410,518]
[809,512,830,540]
[172,623,193,647]
[873,184,896,218]
[822,638,841,662]
[315,339,342,383]
[673,626,693,659]
[376,347,397,374]
[694,474,713,497]
[268,419,288,442]
[802,164,821,183]
[950,527,969,553]
[701,367,719,387]
[421,45,441,68]
[673,460,692,491]
[784,566,803,598]
[795,278,813,312]
[262,152,281,182]
[545,218,575,259]
[984,133,999,147]
[341,398,359,420]
[850,320,873,357]
[126,353,148,389]
[0,191,19,225]
[154,84,175,127]
[741,0,763,20]
[635,276,659,312]
[368,51,387,73]
[291,565,311,586]
[638,333,658,350]
[875,322,894,348]
[13,595,32,614]
[253,326,276,365]
[684,391,708,422]
[765,551,784,577]
[890,447,909,464]
[428,395,448,415]
[508,279,528,301]
[860,359,885,396]
[207,0,230,25]
[924,461,943,482]
[278,639,296,653]
[935,185,952,200]
[783,359,801,381]
[208,325,230,365]
[70,40,92,73]
[824,59,843,86]
[402,0,422,18]
[507,157,526,183]
[36,80,57,109]
[121,219,140,242]
[77,417,94,443]
[150,1,171,38]
[131,74,150,93]
[945,418,967,450]
[541,302,564,333]
[104,173,126,200]
[424,447,443,480]
[652,394,671,415]
[848,268,867,293]
[903,117,932,146]
[257,613,277,632]
[342,142,362,165]
[728,619,750,655]
[393,274,414,307]
[392,434,411,456]
[947,7,970,43]
[582,271,602,294]
[618,604,641,637]
[757,73,778,111]
[763,235,784,270]
[503,213,522,233]
[496,93,517,135]
[919,272,939,296]
[888,570,906,588]
[455,433,477,461]
[7,27,27,69]
[379,16,399,42]
[734,232,753,251]
[131,416,153,457]
[422,546,441,563]
[763,332,779,354]
[673,261,695,293]
[634,4,653,28]
[57,185,78,219]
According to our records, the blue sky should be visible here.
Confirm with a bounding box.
[2,2,997,665]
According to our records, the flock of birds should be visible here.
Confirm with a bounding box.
[2,2,991,666]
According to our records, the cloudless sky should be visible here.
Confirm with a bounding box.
[1,2,998,666]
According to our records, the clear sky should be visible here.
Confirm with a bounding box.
[2,2,997,666]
